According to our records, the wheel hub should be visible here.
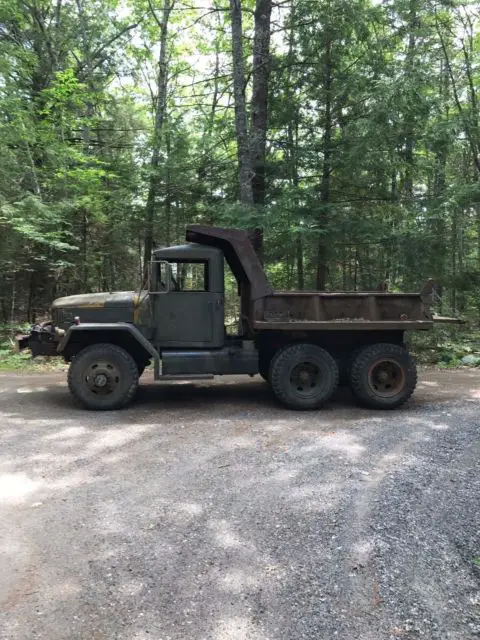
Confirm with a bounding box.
[377,369,390,383]
[94,373,108,388]
[367,358,405,397]
[290,362,320,395]
[85,361,120,395]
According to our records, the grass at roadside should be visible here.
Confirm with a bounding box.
[0,346,66,372]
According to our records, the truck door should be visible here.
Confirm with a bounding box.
[154,259,224,348]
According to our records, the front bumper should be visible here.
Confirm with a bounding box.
[16,323,61,357]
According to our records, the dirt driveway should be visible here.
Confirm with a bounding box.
[0,368,479,640]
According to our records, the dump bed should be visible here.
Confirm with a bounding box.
[186,225,435,332]
[252,288,434,331]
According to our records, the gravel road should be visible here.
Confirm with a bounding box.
[0,368,479,640]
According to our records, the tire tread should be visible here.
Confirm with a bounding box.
[270,343,339,410]
[350,342,417,409]
[67,343,139,410]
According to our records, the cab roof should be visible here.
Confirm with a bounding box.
[153,243,221,261]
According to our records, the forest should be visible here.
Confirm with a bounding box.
[0,0,479,328]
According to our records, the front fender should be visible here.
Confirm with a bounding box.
[59,323,160,377]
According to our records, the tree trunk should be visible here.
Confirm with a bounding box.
[431,60,449,311]
[76,0,95,292]
[10,274,16,328]
[200,19,221,225]
[288,112,303,290]
[81,209,88,290]
[403,0,417,198]
[229,0,253,206]
[451,207,457,313]
[249,0,272,256]
[27,271,35,323]
[436,14,480,178]
[285,8,303,289]
[316,39,333,291]
[143,0,172,280]
[165,126,172,247]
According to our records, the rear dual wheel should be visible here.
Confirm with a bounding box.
[269,343,339,410]
[268,341,416,411]
[349,343,417,409]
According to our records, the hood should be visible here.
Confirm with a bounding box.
[52,291,138,310]
[51,291,147,328]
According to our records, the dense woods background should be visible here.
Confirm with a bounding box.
[1,0,479,323]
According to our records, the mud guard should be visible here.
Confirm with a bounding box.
[58,323,161,378]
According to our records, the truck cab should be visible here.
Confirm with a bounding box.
[150,238,261,379]
[152,243,225,348]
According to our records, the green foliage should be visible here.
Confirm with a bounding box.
[410,326,480,367]
[0,0,478,333]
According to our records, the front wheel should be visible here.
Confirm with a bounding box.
[269,343,339,410]
[68,343,139,410]
[349,343,417,409]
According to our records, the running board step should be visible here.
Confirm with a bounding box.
[158,374,214,381]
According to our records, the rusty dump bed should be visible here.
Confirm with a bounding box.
[251,289,434,331]
[186,225,436,332]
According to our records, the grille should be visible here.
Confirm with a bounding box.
[53,308,75,326]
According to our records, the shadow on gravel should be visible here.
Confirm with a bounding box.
[20,368,480,416]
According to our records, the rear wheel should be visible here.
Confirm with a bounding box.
[68,343,139,410]
[269,343,339,410]
[349,343,417,409]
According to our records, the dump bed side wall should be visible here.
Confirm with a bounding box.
[251,292,434,331]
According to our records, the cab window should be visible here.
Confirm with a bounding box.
[169,261,208,292]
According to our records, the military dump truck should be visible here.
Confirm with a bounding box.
[17,225,452,411]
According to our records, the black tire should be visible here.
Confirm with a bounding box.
[269,343,339,410]
[68,343,139,410]
[349,342,417,409]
